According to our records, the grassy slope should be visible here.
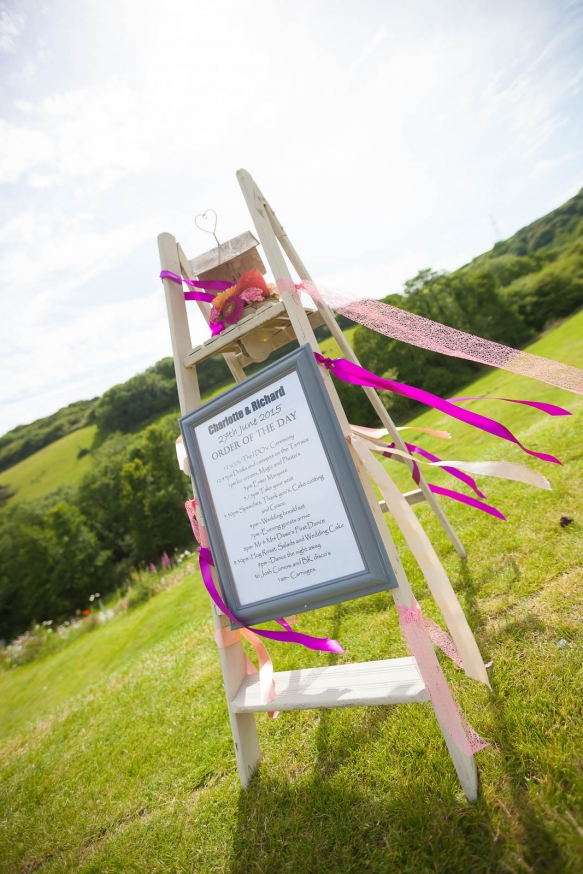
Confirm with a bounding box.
[1,425,97,504]
[1,331,355,508]
[1,314,582,873]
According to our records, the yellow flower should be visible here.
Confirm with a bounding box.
[213,285,237,312]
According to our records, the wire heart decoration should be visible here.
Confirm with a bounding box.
[195,209,220,247]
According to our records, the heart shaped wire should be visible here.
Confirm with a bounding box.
[195,209,219,247]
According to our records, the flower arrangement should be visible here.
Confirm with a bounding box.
[209,269,278,335]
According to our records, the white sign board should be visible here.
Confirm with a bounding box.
[180,345,396,626]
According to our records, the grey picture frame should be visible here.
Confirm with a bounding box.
[179,344,397,627]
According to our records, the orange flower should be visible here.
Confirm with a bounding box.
[235,269,269,297]
[212,285,237,312]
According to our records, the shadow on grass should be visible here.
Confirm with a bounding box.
[228,615,570,873]
[229,750,500,874]
[229,709,568,874]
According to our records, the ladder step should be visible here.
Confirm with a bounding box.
[379,490,425,513]
[230,656,428,713]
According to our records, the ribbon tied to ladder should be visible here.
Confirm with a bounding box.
[275,277,583,396]
[186,499,344,655]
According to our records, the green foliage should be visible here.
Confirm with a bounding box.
[0,398,96,473]
[94,368,179,434]
[0,491,110,640]
[0,418,192,641]
[1,310,582,871]
[352,268,531,422]
[75,419,192,572]
[487,186,583,256]
[118,419,192,563]
[501,242,583,331]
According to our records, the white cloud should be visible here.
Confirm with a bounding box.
[0,7,24,52]
[0,0,582,435]
[0,287,172,431]
[0,79,153,190]
[350,26,387,70]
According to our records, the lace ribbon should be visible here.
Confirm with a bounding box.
[278,278,583,396]
[162,269,583,394]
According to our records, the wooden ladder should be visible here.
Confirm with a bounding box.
[157,169,478,801]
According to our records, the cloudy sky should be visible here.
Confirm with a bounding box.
[1,0,582,435]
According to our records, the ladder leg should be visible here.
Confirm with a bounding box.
[432,706,478,802]
[210,600,261,788]
[255,189,466,559]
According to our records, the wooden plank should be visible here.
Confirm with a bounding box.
[231,657,428,713]
[160,233,260,787]
[158,233,201,414]
[432,705,479,802]
[380,490,425,511]
[189,231,262,277]
[182,301,287,367]
[257,189,466,560]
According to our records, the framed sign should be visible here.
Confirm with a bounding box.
[179,344,397,626]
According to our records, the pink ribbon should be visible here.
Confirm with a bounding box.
[197,547,344,653]
[160,270,232,300]
[397,598,489,756]
[403,443,487,499]
[451,397,571,416]
[374,439,506,519]
[428,484,506,520]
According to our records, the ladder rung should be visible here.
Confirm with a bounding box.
[230,657,428,713]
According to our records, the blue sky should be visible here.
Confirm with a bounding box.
[0,0,582,435]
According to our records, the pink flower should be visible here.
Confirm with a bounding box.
[161,552,171,567]
[240,287,265,303]
[222,295,245,324]
[149,562,156,572]
[209,306,221,324]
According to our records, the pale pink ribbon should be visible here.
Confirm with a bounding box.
[276,278,583,395]
[397,598,489,756]
[186,498,279,717]
[215,625,279,719]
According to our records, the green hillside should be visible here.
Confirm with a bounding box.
[1,311,581,873]
[1,187,582,640]
[0,399,97,475]
[1,425,97,505]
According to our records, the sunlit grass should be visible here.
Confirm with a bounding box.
[0,314,582,872]
[1,425,97,505]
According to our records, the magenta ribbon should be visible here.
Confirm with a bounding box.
[381,441,505,518]
[315,353,563,465]
[160,270,233,301]
[428,485,506,519]
[451,397,571,416]
[404,443,487,499]
[197,547,344,654]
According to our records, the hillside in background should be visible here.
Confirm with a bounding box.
[1,186,581,472]
[0,186,582,639]
[0,398,97,476]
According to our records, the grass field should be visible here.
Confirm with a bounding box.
[1,425,98,505]
[1,313,582,873]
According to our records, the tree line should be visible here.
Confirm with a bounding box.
[1,188,582,640]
